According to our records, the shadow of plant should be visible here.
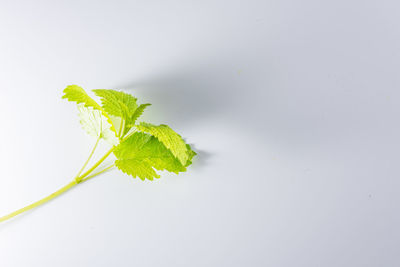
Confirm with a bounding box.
[115,61,255,170]
[118,64,244,128]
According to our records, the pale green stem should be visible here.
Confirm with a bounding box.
[0,147,116,223]
[121,120,127,138]
[0,180,78,222]
[81,164,115,183]
[75,137,100,179]
[121,128,137,142]
[118,118,125,138]
[76,147,115,183]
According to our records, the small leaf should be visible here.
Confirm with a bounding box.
[62,85,117,135]
[129,103,151,125]
[124,103,151,135]
[62,85,102,110]
[78,104,119,145]
[135,122,189,165]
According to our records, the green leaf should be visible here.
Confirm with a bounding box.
[92,89,138,119]
[124,103,151,135]
[62,85,117,135]
[93,89,146,137]
[62,85,102,110]
[114,132,189,180]
[77,104,119,145]
[135,122,190,165]
[128,103,151,126]
[184,144,197,167]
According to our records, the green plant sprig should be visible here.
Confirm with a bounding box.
[0,85,196,222]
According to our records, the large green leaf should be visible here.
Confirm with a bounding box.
[93,89,138,119]
[135,122,190,165]
[114,132,192,180]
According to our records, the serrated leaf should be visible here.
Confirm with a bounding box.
[115,159,159,180]
[114,132,189,180]
[135,122,189,165]
[129,103,151,125]
[77,104,119,146]
[62,85,117,135]
[124,103,151,135]
[62,85,102,110]
[93,89,138,119]
[184,144,197,167]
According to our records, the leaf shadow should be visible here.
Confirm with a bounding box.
[188,144,212,170]
[117,65,242,129]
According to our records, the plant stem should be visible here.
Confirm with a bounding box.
[118,118,125,138]
[75,137,100,178]
[76,147,115,183]
[0,147,116,223]
[81,164,115,183]
[0,180,78,222]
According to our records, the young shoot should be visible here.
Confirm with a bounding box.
[0,85,196,222]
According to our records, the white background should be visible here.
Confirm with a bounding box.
[1,0,399,266]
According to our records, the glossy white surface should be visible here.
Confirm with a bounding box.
[1,0,400,266]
